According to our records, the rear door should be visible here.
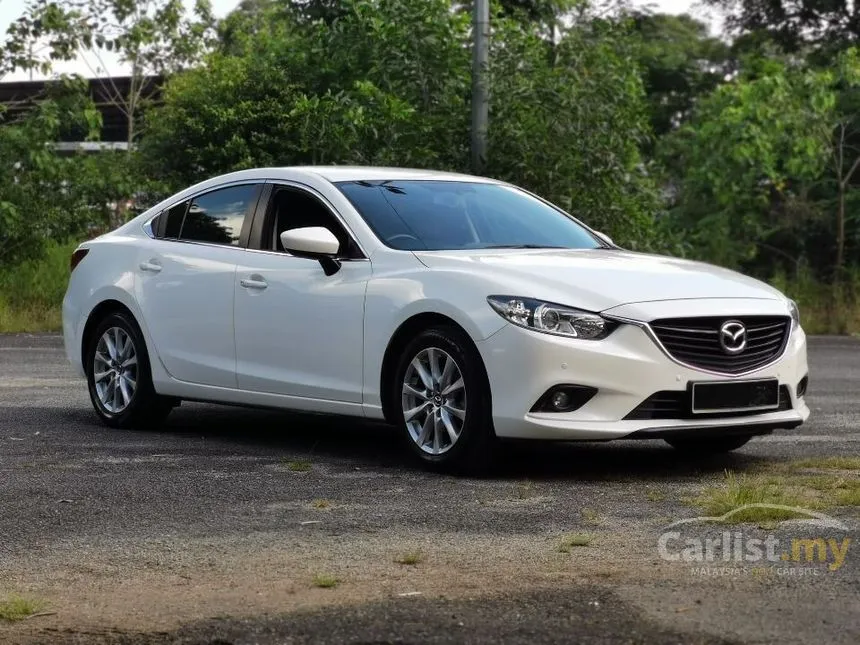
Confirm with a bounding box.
[135,183,261,387]
[233,183,371,402]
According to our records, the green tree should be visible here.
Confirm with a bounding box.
[631,13,731,137]
[142,0,470,185]
[705,0,858,57]
[0,80,145,266]
[487,15,662,246]
[143,0,663,248]
[663,52,860,278]
[3,0,215,146]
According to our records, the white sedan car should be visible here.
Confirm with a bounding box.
[63,167,809,470]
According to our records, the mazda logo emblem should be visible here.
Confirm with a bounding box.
[719,321,747,355]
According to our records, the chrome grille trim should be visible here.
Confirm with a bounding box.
[646,316,792,376]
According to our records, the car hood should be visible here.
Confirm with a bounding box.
[413,248,785,312]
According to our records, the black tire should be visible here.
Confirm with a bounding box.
[665,434,754,454]
[391,326,496,473]
[85,311,175,429]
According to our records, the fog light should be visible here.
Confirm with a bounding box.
[797,375,808,398]
[551,391,570,410]
[531,385,598,413]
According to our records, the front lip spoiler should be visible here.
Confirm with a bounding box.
[626,419,802,440]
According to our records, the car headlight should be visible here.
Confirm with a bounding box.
[487,296,616,340]
[788,299,800,331]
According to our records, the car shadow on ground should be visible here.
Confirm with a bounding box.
[61,401,772,482]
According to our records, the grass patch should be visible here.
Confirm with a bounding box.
[755,459,860,508]
[312,574,339,588]
[0,240,78,333]
[581,508,603,526]
[311,498,331,509]
[558,533,593,552]
[693,471,822,523]
[285,459,312,472]
[0,595,45,622]
[788,457,860,472]
[835,487,860,506]
[772,270,860,334]
[646,489,666,502]
[395,551,423,565]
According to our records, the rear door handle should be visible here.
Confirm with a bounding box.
[240,277,268,290]
[139,260,162,273]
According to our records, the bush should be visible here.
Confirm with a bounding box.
[0,240,79,332]
[771,269,860,335]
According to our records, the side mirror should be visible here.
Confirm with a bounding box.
[594,231,614,247]
[280,226,341,275]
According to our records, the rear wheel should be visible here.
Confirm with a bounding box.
[665,434,754,454]
[85,311,174,429]
[392,326,495,473]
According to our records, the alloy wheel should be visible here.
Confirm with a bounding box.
[93,326,138,414]
[401,347,467,455]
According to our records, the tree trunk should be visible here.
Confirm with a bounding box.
[836,182,846,280]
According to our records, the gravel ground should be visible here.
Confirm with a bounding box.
[0,334,858,644]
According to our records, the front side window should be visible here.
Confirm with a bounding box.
[336,180,602,251]
[179,184,257,246]
[265,187,362,258]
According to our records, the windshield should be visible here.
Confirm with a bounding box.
[335,180,603,251]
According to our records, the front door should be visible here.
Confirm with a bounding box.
[234,185,370,402]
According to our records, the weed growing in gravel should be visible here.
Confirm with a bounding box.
[581,508,603,526]
[0,595,44,622]
[395,551,424,565]
[558,533,593,552]
[788,456,860,471]
[312,499,331,509]
[835,487,860,506]
[515,480,536,499]
[312,574,339,588]
[694,471,820,523]
[285,459,312,472]
[646,489,666,502]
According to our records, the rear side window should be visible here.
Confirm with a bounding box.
[179,185,257,246]
[163,201,187,238]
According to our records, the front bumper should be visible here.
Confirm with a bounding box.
[477,319,809,440]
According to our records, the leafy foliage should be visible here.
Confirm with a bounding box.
[663,49,860,280]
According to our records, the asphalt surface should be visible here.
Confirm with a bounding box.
[0,334,858,644]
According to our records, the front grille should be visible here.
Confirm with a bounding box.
[649,316,790,374]
[625,385,792,420]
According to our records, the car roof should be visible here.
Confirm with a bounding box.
[296,166,498,183]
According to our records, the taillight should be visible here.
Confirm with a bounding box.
[70,248,89,272]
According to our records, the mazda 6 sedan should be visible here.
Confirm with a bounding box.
[63,166,809,471]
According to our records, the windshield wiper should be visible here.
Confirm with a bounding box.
[481,244,567,249]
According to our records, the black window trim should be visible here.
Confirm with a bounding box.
[245,180,368,261]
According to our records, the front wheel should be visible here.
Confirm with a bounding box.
[85,311,175,429]
[392,326,495,473]
[665,434,754,454]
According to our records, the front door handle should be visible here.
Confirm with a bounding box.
[139,260,162,273]
[240,277,268,290]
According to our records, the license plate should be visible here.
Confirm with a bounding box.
[691,379,780,414]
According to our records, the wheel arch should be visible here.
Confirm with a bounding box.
[379,312,491,425]
[80,299,140,369]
